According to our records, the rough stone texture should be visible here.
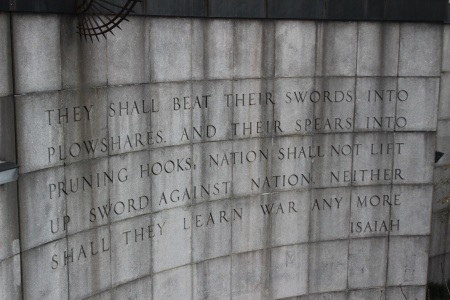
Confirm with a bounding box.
[107,17,148,86]
[348,238,387,289]
[234,20,275,79]
[439,73,450,120]
[60,16,107,89]
[396,77,440,131]
[275,21,316,77]
[308,240,348,294]
[443,25,450,72]
[18,167,66,251]
[231,250,270,299]
[387,236,429,286]
[21,240,68,300]
[316,22,357,76]
[149,18,191,83]
[193,257,231,300]
[357,22,399,76]
[271,244,308,298]
[15,91,63,173]
[192,20,234,80]
[0,182,20,262]
[0,13,12,97]
[12,14,61,94]
[153,266,192,300]
[399,23,442,76]
[0,255,21,300]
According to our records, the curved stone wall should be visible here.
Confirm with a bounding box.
[0,12,449,299]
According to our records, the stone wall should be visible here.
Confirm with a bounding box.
[0,12,22,300]
[428,25,450,289]
[0,13,448,299]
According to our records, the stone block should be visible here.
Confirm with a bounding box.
[385,286,427,300]
[348,289,385,300]
[348,238,387,289]
[316,22,357,76]
[231,195,270,253]
[107,85,152,156]
[439,73,450,120]
[350,185,392,238]
[110,215,151,286]
[150,145,192,213]
[153,265,192,300]
[271,244,308,298]
[352,132,395,186]
[192,80,233,143]
[312,133,353,189]
[390,185,432,236]
[108,151,151,224]
[0,182,19,262]
[357,22,399,76]
[313,77,355,134]
[399,23,442,76]
[15,91,64,173]
[234,20,275,79]
[192,141,233,204]
[112,276,152,300]
[0,255,21,300]
[231,250,270,300]
[67,226,111,300]
[21,240,68,300]
[60,15,107,89]
[397,77,439,131]
[443,25,450,71]
[193,257,231,300]
[147,82,192,148]
[393,132,435,185]
[19,167,66,251]
[310,187,351,241]
[354,77,397,132]
[192,20,233,80]
[12,14,61,94]
[152,207,191,273]
[273,78,315,136]
[63,158,110,235]
[232,138,272,197]
[0,13,12,97]
[0,96,16,162]
[308,240,348,294]
[107,17,148,85]
[270,190,310,247]
[191,200,232,262]
[231,79,274,140]
[149,18,191,83]
[271,136,313,193]
[437,120,450,166]
[275,21,316,77]
[62,88,109,165]
[387,236,429,286]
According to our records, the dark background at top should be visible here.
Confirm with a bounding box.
[3,0,449,22]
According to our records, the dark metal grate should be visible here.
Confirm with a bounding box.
[76,0,141,41]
